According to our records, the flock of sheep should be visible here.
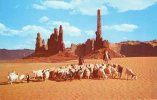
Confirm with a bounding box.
[7,63,137,85]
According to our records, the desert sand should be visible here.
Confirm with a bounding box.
[0,57,157,100]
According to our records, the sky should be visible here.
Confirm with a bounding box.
[0,0,157,49]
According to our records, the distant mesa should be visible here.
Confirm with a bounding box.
[110,40,157,57]
[0,49,34,60]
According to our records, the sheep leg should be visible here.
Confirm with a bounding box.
[127,75,129,80]
[118,73,120,78]
[8,81,10,85]
[120,73,122,78]
[10,81,12,85]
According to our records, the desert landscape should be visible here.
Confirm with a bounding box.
[0,1,157,100]
[0,57,157,100]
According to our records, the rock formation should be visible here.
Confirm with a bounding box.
[94,9,104,50]
[0,49,34,60]
[34,9,120,58]
[70,9,111,57]
[58,25,65,51]
[35,32,44,53]
[85,39,95,55]
[35,25,65,55]
[70,39,95,57]
[110,40,157,57]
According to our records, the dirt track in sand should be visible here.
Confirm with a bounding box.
[0,57,157,100]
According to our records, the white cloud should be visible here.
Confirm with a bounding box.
[42,0,73,10]
[106,0,157,12]
[39,16,50,23]
[33,0,72,10]
[33,0,157,14]
[64,40,71,48]
[0,23,22,36]
[0,22,52,49]
[0,23,6,31]
[12,40,35,49]
[103,24,138,32]
[21,25,51,38]
[70,0,108,15]
[33,0,108,16]
[85,30,95,36]
[0,21,82,49]
[49,21,81,37]
[0,22,51,38]
[33,4,46,10]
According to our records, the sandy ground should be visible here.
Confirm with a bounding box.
[0,57,157,100]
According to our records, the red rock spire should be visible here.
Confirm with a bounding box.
[59,25,63,42]
[54,28,58,40]
[97,9,102,37]
[94,9,104,50]
[35,32,42,53]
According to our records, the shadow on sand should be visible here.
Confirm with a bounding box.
[0,81,8,85]
[0,79,44,85]
[0,81,22,85]
[30,79,44,82]
[0,77,129,85]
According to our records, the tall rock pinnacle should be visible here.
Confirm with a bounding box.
[94,9,103,50]
[35,32,42,53]
[97,9,102,37]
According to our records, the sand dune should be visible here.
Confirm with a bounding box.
[0,57,157,100]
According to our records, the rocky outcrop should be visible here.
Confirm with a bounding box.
[70,9,115,58]
[35,32,47,54]
[32,9,120,59]
[110,40,157,57]
[85,39,95,55]
[58,25,65,51]
[35,25,65,55]
[94,9,104,50]
[86,48,122,59]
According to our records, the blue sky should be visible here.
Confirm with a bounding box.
[0,0,157,49]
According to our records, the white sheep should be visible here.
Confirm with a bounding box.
[125,68,137,80]
[98,67,108,79]
[33,70,43,80]
[19,74,25,82]
[84,68,91,79]
[43,69,50,79]
[77,69,84,79]
[8,72,19,85]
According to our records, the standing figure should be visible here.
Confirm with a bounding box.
[43,72,46,81]
[26,74,30,83]
[78,56,84,65]
[103,48,111,64]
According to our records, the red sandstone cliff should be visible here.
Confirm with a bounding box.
[110,40,157,57]
[34,25,65,56]
[85,48,122,59]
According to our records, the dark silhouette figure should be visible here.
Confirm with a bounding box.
[78,56,84,65]
[103,48,111,64]
[26,74,30,83]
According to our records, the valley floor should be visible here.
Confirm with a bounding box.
[0,57,157,100]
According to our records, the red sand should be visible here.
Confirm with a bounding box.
[0,57,157,100]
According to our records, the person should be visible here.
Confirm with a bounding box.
[26,74,30,83]
[103,48,111,64]
[78,56,84,65]
[43,72,46,81]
